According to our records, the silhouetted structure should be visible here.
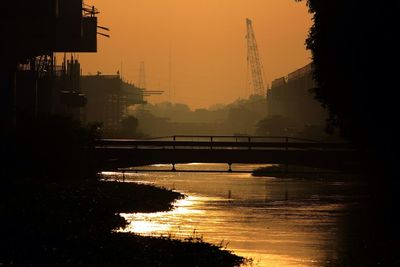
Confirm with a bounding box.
[246,18,266,96]
[81,74,145,134]
[14,55,87,120]
[1,0,99,125]
[5,0,97,57]
[267,63,326,126]
[97,136,356,171]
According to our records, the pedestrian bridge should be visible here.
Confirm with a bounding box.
[95,135,360,172]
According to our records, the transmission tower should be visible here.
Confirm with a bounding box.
[138,61,146,89]
[246,18,266,96]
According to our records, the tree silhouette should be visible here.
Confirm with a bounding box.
[296,1,400,264]
[121,115,139,135]
[298,1,399,160]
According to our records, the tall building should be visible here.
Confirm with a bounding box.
[267,63,327,126]
[1,0,99,124]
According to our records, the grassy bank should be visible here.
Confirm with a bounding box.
[1,181,245,266]
[1,115,245,266]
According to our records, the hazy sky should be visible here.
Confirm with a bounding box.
[79,0,312,109]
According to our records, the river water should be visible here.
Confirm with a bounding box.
[102,163,364,267]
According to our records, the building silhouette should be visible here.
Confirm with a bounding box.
[81,74,145,134]
[267,63,327,126]
[1,0,99,124]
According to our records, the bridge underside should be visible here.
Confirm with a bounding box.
[97,148,360,172]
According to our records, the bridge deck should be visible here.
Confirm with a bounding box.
[95,136,359,172]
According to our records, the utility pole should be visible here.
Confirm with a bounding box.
[246,18,266,97]
[169,46,174,103]
[120,61,123,80]
[138,61,146,89]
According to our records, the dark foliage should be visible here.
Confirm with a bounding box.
[295,0,400,265]
[121,116,139,134]
[299,1,399,152]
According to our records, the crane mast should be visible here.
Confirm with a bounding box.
[246,18,266,96]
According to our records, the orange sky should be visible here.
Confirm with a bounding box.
[79,0,312,109]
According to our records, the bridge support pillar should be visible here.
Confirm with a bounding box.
[228,163,232,172]
[172,163,176,172]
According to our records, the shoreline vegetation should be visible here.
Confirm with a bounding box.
[252,164,361,180]
[1,115,245,267]
[1,180,246,266]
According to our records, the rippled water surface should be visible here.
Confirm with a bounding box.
[103,163,362,266]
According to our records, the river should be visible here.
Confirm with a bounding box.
[102,163,364,267]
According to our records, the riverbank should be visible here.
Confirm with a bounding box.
[1,180,245,266]
[252,164,360,179]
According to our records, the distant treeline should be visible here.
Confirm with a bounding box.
[129,95,268,137]
[125,95,337,140]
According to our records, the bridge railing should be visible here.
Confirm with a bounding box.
[96,135,351,151]
[144,135,321,143]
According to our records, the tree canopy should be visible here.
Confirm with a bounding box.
[298,1,399,154]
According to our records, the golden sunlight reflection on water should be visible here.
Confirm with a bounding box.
[120,196,204,235]
[106,163,357,267]
[119,195,324,267]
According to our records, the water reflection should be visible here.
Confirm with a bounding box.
[121,196,205,235]
[105,164,361,267]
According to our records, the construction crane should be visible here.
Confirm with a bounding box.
[246,18,266,96]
